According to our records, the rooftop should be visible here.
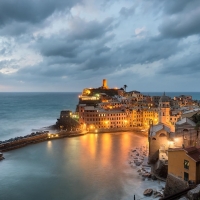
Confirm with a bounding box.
[159,92,170,103]
[176,117,196,126]
[149,123,171,137]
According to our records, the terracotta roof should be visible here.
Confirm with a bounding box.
[184,147,198,153]
[168,147,200,163]
[184,147,200,163]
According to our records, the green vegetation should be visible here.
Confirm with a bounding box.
[123,84,127,91]
[191,113,200,137]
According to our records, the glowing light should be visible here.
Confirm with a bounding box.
[95,129,98,133]
[174,138,178,142]
[90,125,94,129]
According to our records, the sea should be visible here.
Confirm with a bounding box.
[0,92,199,200]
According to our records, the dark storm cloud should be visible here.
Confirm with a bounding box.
[1,0,200,92]
[159,9,200,38]
[95,46,110,55]
[157,0,200,38]
[35,17,114,59]
[0,22,33,36]
[159,53,200,75]
[0,0,80,25]
[162,0,191,14]
[29,30,182,80]
[68,17,114,40]
[38,38,80,58]
[115,38,181,65]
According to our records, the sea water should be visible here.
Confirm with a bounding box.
[0,92,79,141]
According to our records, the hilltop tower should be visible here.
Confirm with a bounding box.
[159,92,170,125]
[102,79,108,89]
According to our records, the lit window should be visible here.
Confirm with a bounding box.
[184,160,189,170]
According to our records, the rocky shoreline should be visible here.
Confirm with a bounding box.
[128,146,165,199]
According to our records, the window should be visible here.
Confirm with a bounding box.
[163,112,165,116]
[184,172,189,181]
[184,160,189,170]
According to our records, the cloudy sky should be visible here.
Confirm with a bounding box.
[0,0,200,92]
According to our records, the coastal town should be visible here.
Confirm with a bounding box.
[1,79,200,199]
[58,79,200,199]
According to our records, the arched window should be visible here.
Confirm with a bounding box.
[163,112,165,116]
[152,137,156,140]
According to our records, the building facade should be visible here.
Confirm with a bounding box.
[168,147,200,184]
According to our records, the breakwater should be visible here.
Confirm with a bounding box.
[0,127,146,152]
[0,130,86,152]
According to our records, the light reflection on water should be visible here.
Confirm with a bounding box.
[0,132,148,200]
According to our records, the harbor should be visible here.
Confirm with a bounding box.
[0,131,151,200]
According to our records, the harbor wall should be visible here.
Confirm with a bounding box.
[0,131,85,152]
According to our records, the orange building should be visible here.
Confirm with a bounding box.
[78,105,128,131]
[168,147,200,183]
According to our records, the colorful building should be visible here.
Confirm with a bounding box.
[168,147,200,183]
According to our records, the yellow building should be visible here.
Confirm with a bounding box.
[130,108,158,127]
[131,109,143,127]
[142,108,158,127]
[168,147,200,183]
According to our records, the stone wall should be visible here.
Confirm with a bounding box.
[187,184,200,200]
[154,160,168,179]
[164,173,188,197]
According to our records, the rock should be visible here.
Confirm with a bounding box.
[151,175,157,180]
[154,192,163,198]
[143,189,153,196]
[187,184,200,200]
[164,174,188,197]
[142,173,151,178]
[135,161,142,166]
